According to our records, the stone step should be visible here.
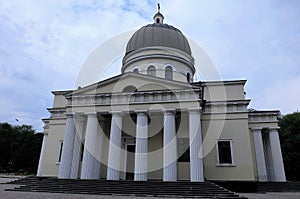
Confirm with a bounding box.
[5,177,246,198]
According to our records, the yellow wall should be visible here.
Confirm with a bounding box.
[202,115,256,181]
[41,77,279,181]
[42,119,66,176]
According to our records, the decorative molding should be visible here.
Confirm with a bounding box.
[135,110,148,114]
[268,127,280,131]
[162,108,176,114]
[248,111,280,124]
[202,100,249,114]
[251,127,263,131]
[67,89,201,107]
[110,110,123,116]
[188,108,202,113]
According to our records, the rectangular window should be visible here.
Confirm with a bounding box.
[178,147,190,162]
[80,142,84,161]
[57,140,63,164]
[178,138,190,162]
[217,140,234,165]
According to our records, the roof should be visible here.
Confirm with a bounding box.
[125,23,191,55]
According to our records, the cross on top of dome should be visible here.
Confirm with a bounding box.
[153,3,164,24]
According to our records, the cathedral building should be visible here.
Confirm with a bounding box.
[37,8,286,183]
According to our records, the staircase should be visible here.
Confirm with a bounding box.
[5,176,246,198]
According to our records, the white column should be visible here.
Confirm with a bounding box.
[252,128,268,182]
[107,111,122,180]
[81,113,103,179]
[37,132,48,176]
[188,108,204,182]
[94,118,105,179]
[134,110,148,181]
[70,116,84,179]
[268,128,286,181]
[163,109,177,181]
[58,113,76,179]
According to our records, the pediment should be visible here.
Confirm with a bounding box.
[69,73,197,96]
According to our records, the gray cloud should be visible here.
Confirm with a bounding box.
[0,0,299,131]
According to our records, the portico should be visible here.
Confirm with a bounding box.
[250,112,286,182]
[56,105,204,182]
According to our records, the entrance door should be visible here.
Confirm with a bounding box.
[125,144,135,180]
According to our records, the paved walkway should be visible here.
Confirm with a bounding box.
[1,177,300,199]
[242,192,300,199]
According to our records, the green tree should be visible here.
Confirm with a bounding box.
[279,111,300,181]
[0,123,43,174]
[0,123,15,172]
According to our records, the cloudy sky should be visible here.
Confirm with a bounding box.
[0,0,299,131]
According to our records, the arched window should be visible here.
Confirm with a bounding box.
[165,66,173,80]
[147,65,156,77]
[122,85,137,93]
[156,18,160,23]
[133,68,139,74]
[187,72,191,83]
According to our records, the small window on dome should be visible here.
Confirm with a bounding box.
[165,66,173,80]
[133,68,139,74]
[156,18,160,23]
[147,66,156,77]
[187,72,191,83]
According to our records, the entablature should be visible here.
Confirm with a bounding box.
[248,110,280,124]
[47,107,67,119]
[203,100,250,114]
[66,88,202,107]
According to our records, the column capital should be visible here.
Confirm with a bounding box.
[85,112,97,117]
[188,108,202,113]
[74,112,85,116]
[251,127,263,131]
[268,127,280,132]
[135,110,148,115]
[65,112,75,118]
[162,108,176,115]
[110,111,123,116]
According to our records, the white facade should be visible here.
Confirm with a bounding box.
[37,9,286,182]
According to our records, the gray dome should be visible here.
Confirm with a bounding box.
[126,23,191,55]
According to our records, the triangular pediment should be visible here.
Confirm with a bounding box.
[69,72,197,96]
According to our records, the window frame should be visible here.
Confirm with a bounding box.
[133,68,139,74]
[216,139,236,167]
[122,85,137,93]
[56,140,63,165]
[147,65,156,77]
[80,141,84,161]
[177,138,190,162]
[186,72,191,83]
[165,65,173,80]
